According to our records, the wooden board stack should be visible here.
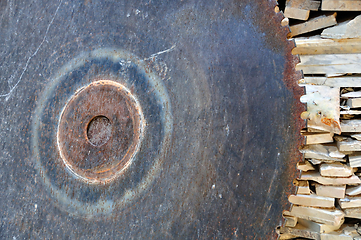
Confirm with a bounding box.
[278,0,361,239]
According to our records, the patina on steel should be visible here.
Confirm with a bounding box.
[57,80,144,183]
[0,0,303,239]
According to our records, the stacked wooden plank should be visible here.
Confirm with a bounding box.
[278,0,361,239]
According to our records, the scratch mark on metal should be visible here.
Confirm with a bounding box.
[145,45,176,60]
[257,155,279,234]
[0,0,63,100]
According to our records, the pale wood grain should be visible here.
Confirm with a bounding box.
[322,0,361,11]
[288,13,337,38]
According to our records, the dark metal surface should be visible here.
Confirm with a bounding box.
[0,0,303,239]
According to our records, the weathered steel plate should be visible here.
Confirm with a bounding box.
[0,0,303,239]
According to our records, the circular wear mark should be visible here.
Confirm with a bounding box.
[33,48,172,217]
[57,80,144,184]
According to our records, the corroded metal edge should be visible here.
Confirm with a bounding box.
[263,0,306,239]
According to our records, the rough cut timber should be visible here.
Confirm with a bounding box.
[277,232,298,240]
[315,184,346,198]
[285,5,309,21]
[278,232,298,240]
[322,0,361,11]
[303,153,346,162]
[346,98,361,108]
[283,211,298,227]
[280,224,359,239]
[288,13,337,38]
[321,15,361,39]
[294,179,313,194]
[282,224,360,239]
[343,208,361,219]
[342,122,361,134]
[320,225,360,239]
[341,119,361,132]
[297,186,312,195]
[289,194,335,208]
[293,36,361,55]
[302,131,334,144]
[341,225,360,237]
[300,53,361,67]
[351,133,361,140]
[319,162,354,177]
[299,77,361,88]
[300,86,340,134]
[309,158,336,165]
[280,1,361,237]
[320,233,354,240]
[284,0,321,20]
[277,224,321,239]
[308,127,331,133]
[299,171,361,185]
[297,53,361,75]
[341,91,361,99]
[293,179,310,187]
[297,161,316,171]
[348,154,361,168]
[299,144,345,161]
[337,137,361,151]
[346,184,361,196]
[334,135,348,142]
[340,110,361,115]
[290,205,345,226]
[338,196,361,208]
[284,219,298,229]
[297,218,343,234]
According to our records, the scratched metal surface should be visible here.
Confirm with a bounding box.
[0,0,303,239]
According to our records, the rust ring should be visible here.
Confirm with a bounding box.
[32,48,172,217]
[57,80,144,184]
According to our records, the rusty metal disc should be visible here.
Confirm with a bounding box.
[57,80,144,183]
[0,0,303,239]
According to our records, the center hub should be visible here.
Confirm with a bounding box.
[87,115,112,147]
[57,80,144,183]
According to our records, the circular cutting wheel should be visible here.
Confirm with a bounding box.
[0,0,303,239]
